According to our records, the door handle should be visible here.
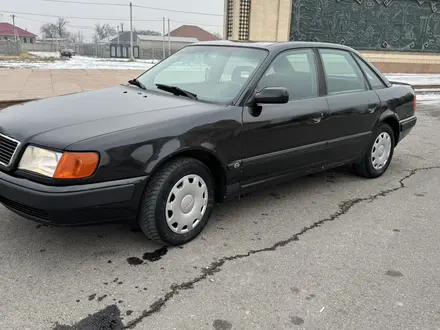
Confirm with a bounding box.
[310,112,324,124]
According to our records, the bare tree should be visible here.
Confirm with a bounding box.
[94,23,117,42]
[67,31,78,44]
[40,17,69,39]
[40,23,57,38]
[55,17,69,38]
[212,32,222,39]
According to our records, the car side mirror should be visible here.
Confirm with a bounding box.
[254,87,289,104]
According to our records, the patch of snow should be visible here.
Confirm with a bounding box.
[3,57,440,87]
[0,55,157,70]
[385,74,440,86]
[415,88,440,93]
[29,51,59,58]
[415,93,440,103]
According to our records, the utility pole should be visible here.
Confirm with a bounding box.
[116,25,120,58]
[162,17,165,59]
[53,26,59,52]
[11,14,19,55]
[121,22,124,33]
[79,31,83,55]
[11,15,16,42]
[168,18,171,57]
[129,2,134,60]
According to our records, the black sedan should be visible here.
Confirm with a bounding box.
[0,41,417,246]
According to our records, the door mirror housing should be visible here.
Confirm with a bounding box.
[254,87,289,104]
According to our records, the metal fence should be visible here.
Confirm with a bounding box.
[0,39,181,60]
[106,43,179,60]
[139,48,179,60]
[79,43,110,57]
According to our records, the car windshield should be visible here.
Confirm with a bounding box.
[136,46,268,103]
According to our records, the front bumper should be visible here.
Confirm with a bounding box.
[0,171,148,226]
[399,115,417,142]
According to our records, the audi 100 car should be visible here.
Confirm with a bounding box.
[0,41,417,246]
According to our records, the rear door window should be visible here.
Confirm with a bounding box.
[354,55,387,89]
[319,49,367,95]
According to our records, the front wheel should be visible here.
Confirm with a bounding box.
[138,157,215,246]
[354,123,395,178]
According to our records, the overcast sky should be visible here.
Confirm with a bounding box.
[0,0,224,41]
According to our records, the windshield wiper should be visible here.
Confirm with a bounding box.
[156,84,198,100]
[128,78,146,90]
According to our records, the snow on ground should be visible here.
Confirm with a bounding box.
[28,51,60,58]
[0,53,158,70]
[415,93,440,104]
[1,53,440,87]
[385,73,440,86]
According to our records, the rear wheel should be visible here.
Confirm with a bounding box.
[138,157,214,246]
[354,123,395,178]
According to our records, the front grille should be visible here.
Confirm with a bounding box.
[0,196,50,221]
[0,134,20,167]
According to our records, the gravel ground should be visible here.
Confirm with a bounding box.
[0,101,439,330]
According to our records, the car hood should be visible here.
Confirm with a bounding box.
[0,85,203,149]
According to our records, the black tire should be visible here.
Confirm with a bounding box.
[138,157,215,246]
[354,123,395,178]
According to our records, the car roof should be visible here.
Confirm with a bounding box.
[190,40,357,53]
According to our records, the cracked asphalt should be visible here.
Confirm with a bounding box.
[1,101,440,330]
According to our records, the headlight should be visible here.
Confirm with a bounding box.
[19,146,99,179]
[18,146,62,177]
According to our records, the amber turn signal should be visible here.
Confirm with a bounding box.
[54,152,99,179]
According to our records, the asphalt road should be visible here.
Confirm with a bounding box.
[1,100,440,330]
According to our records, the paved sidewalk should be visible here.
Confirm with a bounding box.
[0,69,144,101]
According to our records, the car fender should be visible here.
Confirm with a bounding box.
[144,142,226,177]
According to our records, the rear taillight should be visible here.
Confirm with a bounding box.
[413,94,416,111]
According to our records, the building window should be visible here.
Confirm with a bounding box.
[30,38,33,44]
[23,38,27,43]
[227,0,234,39]
[238,0,251,40]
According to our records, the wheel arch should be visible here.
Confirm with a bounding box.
[146,147,228,202]
[378,111,400,145]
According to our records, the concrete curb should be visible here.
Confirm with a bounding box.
[412,84,440,90]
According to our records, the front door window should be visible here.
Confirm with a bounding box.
[258,48,319,101]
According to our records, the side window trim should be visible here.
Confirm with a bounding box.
[255,47,320,103]
[349,51,373,91]
[313,47,327,97]
[352,53,387,90]
[318,47,369,96]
